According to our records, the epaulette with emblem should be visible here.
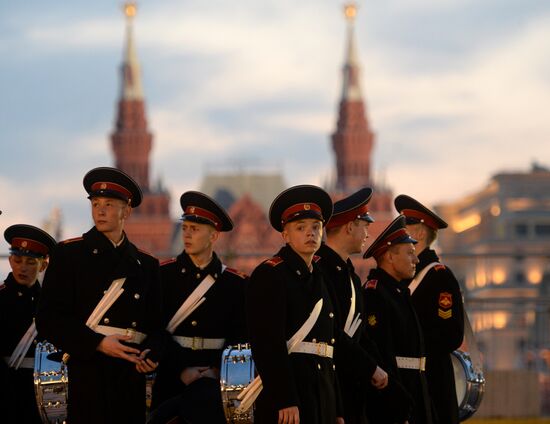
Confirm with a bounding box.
[312,255,321,263]
[364,279,378,289]
[434,264,447,271]
[61,236,83,245]
[160,258,177,266]
[224,267,248,279]
[265,256,284,267]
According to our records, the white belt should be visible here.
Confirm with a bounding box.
[292,341,334,359]
[4,356,34,369]
[396,356,426,371]
[95,325,147,344]
[173,336,226,351]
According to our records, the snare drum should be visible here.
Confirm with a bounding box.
[220,344,255,423]
[451,349,485,421]
[34,341,68,424]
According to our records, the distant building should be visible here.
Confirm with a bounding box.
[200,171,286,213]
[110,3,173,258]
[436,163,550,372]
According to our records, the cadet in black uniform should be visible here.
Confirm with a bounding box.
[247,185,344,424]
[363,216,432,424]
[36,167,163,424]
[149,191,247,424]
[0,224,56,423]
[395,195,465,424]
[317,187,389,424]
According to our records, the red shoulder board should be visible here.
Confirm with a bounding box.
[138,248,156,259]
[160,258,177,266]
[61,236,83,245]
[312,255,321,263]
[225,267,248,279]
[365,279,378,289]
[434,264,447,271]
[265,256,284,267]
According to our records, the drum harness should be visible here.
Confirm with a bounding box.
[395,262,440,372]
[166,266,227,350]
[6,320,38,369]
[404,262,484,378]
[87,277,148,345]
[235,298,327,414]
[344,277,362,338]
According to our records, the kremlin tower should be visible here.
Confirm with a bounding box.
[330,3,393,237]
[110,3,174,257]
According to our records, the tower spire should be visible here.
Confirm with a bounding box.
[331,2,374,193]
[122,2,144,100]
[342,2,362,101]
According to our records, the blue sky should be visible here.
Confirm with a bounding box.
[1,0,550,247]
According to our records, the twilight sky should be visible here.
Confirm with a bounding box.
[1,0,550,247]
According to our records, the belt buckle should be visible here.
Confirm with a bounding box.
[192,337,204,350]
[419,356,426,372]
[125,328,136,342]
[316,342,328,357]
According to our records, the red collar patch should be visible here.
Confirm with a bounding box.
[365,279,378,289]
[265,256,284,267]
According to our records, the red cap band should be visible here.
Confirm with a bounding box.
[91,182,133,201]
[326,204,369,229]
[281,203,322,225]
[372,228,409,258]
[184,206,222,229]
[11,237,49,256]
[401,209,438,230]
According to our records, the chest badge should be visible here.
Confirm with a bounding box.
[368,314,377,327]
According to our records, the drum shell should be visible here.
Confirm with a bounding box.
[34,341,68,424]
[220,345,255,423]
[451,349,485,421]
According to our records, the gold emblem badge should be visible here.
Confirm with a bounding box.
[368,314,377,327]
[439,292,453,309]
[304,204,311,210]
[21,241,28,248]
[189,207,195,213]
[100,183,107,189]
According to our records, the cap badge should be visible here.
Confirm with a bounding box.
[304,204,311,210]
[189,207,195,213]
[21,241,28,248]
[100,183,107,189]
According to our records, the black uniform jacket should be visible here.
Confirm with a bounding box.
[316,243,379,424]
[152,250,247,407]
[363,267,432,424]
[0,273,42,423]
[247,245,342,424]
[36,227,163,424]
[409,248,464,424]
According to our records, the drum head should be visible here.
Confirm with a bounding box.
[452,352,467,406]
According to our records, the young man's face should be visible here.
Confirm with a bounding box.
[9,254,47,287]
[282,218,323,257]
[349,220,370,254]
[182,221,218,257]
[386,243,419,280]
[91,197,130,236]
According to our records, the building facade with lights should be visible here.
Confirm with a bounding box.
[436,163,550,373]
